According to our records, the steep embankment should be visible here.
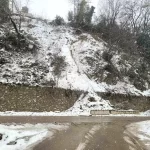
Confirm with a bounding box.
[0,16,150,112]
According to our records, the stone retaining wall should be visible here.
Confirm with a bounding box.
[0,83,150,112]
[100,93,150,111]
[0,83,82,112]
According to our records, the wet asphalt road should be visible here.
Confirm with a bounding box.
[0,116,150,150]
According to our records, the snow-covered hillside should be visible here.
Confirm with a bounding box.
[0,17,150,95]
[0,16,150,112]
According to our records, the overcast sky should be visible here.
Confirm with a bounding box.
[19,0,100,20]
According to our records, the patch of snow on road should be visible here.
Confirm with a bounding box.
[0,123,69,150]
[127,121,150,150]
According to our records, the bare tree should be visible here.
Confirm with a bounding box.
[121,0,150,35]
[76,0,87,24]
[98,0,122,26]
[69,0,92,23]
[0,0,9,22]
[0,0,31,48]
[69,0,80,20]
[68,11,74,22]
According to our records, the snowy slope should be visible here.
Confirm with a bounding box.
[23,20,150,95]
[7,18,149,95]
[0,16,150,112]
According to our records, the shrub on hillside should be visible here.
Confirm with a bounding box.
[0,27,39,53]
[51,55,67,78]
[137,33,150,61]
[102,51,113,62]
[53,16,65,26]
